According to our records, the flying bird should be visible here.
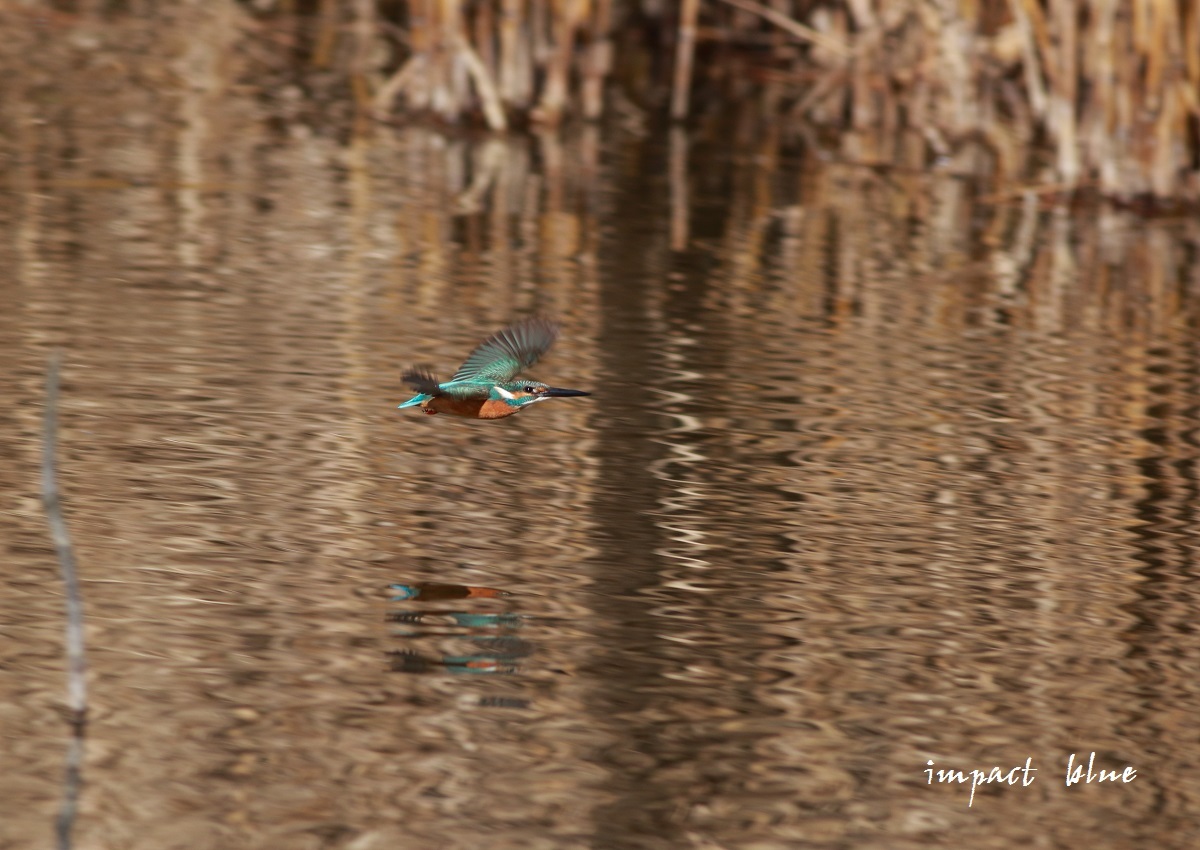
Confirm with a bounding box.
[397,316,590,419]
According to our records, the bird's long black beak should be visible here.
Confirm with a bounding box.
[544,387,590,398]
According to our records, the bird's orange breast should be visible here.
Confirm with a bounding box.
[423,397,520,419]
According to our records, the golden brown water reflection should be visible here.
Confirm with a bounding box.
[3,9,1200,850]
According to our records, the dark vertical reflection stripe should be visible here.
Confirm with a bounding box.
[586,137,680,850]
[1121,340,1200,821]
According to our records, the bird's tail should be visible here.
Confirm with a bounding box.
[402,366,441,396]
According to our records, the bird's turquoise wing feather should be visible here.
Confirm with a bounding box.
[449,316,560,383]
[400,366,491,404]
[437,382,492,399]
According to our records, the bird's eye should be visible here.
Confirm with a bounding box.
[523,385,536,393]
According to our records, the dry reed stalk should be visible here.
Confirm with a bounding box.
[671,0,700,120]
[582,0,612,119]
[310,0,339,69]
[1079,0,1114,193]
[1008,0,1048,117]
[352,0,376,72]
[437,4,458,113]
[533,0,584,124]
[405,0,435,111]
[474,0,496,79]
[1053,0,1080,186]
[848,21,873,130]
[1145,0,1168,111]
[430,0,461,120]
[351,0,378,125]
[497,0,528,107]
[457,31,508,129]
[1186,3,1200,93]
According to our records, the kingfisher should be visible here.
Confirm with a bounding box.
[397,316,589,419]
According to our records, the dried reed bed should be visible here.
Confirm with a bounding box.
[358,0,612,129]
[306,0,1199,202]
[746,0,1200,204]
[5,1,1197,199]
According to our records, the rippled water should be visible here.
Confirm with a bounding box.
[4,9,1200,850]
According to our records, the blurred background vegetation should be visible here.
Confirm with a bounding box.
[11,0,1200,205]
[277,0,1197,206]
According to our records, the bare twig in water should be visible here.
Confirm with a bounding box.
[42,353,88,850]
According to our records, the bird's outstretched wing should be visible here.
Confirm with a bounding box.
[449,316,560,383]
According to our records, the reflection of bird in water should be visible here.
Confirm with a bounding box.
[388,650,522,675]
[389,582,509,601]
[397,316,589,419]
